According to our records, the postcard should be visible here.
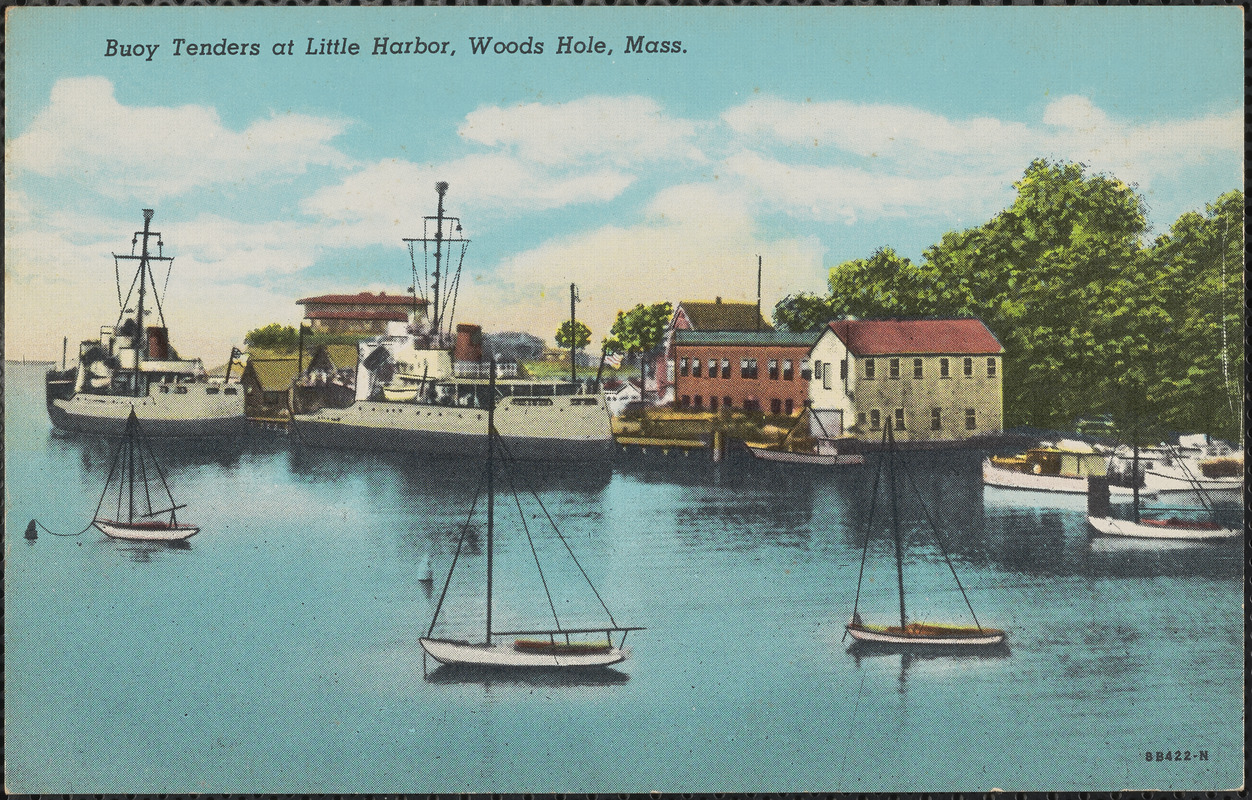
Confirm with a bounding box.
[4,5,1243,794]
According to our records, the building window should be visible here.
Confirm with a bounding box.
[963,357,973,377]
[783,360,794,381]
[965,408,977,430]
[840,359,848,380]
[785,399,794,415]
[857,412,867,427]
[869,409,881,430]
[913,359,923,379]
[931,408,942,431]
[694,395,703,409]
[740,358,757,379]
[939,358,950,378]
[823,363,832,390]
[895,408,906,431]
[692,358,702,378]
[681,395,690,408]
[680,357,689,377]
[987,358,997,378]
[769,359,779,380]
[721,358,731,379]
[801,359,812,380]
[889,358,900,379]
[770,398,782,415]
[865,359,876,380]
[743,399,760,412]
[723,395,733,409]
[814,360,823,380]
[709,396,718,411]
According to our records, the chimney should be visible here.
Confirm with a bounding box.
[715,296,722,304]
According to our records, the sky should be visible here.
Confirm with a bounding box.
[5,7,1242,363]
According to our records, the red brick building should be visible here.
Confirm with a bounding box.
[656,298,772,403]
[672,330,818,415]
[297,291,428,334]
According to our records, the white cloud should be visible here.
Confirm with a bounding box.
[464,184,826,342]
[718,94,1241,227]
[301,154,632,241]
[8,76,355,199]
[459,95,705,167]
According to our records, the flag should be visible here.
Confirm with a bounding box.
[605,353,623,368]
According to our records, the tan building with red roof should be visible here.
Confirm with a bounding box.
[808,318,1004,444]
[297,291,428,335]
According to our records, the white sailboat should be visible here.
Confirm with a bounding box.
[846,420,1005,648]
[1087,438,1239,541]
[419,364,641,669]
[92,408,199,541]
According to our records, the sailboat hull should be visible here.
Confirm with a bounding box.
[419,637,627,668]
[94,518,199,541]
[846,623,1005,647]
[1086,515,1239,540]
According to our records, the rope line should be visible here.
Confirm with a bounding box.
[496,434,619,628]
[426,461,488,638]
[503,455,561,632]
[31,519,94,537]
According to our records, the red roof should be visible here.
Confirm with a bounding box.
[298,291,427,306]
[826,318,1002,356]
[305,310,409,321]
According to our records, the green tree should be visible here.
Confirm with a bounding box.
[245,323,299,352]
[773,292,839,332]
[610,302,672,397]
[555,319,592,350]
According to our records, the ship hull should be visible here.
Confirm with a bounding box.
[49,392,247,438]
[419,638,626,668]
[293,398,613,462]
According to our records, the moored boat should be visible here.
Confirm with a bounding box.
[46,209,246,437]
[982,440,1139,495]
[847,420,1006,650]
[292,184,611,461]
[92,409,199,541]
[420,364,641,671]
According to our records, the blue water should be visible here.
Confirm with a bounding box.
[5,362,1243,792]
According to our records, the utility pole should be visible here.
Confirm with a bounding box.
[570,282,579,383]
[756,255,762,332]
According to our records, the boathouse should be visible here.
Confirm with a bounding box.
[241,357,299,420]
[808,318,1004,444]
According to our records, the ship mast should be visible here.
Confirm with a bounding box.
[404,183,470,345]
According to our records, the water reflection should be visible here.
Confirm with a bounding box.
[104,537,194,562]
[848,641,1012,695]
[423,662,630,688]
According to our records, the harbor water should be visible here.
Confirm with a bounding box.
[4,362,1243,792]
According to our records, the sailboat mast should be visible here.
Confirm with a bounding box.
[485,357,495,645]
[886,420,907,629]
[431,182,447,340]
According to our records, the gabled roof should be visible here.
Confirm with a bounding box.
[676,300,773,333]
[243,358,299,392]
[309,343,360,370]
[298,291,427,306]
[825,318,1003,356]
[675,330,818,348]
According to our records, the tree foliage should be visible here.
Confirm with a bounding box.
[610,301,673,389]
[773,159,1242,439]
[555,319,592,350]
[245,323,299,352]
